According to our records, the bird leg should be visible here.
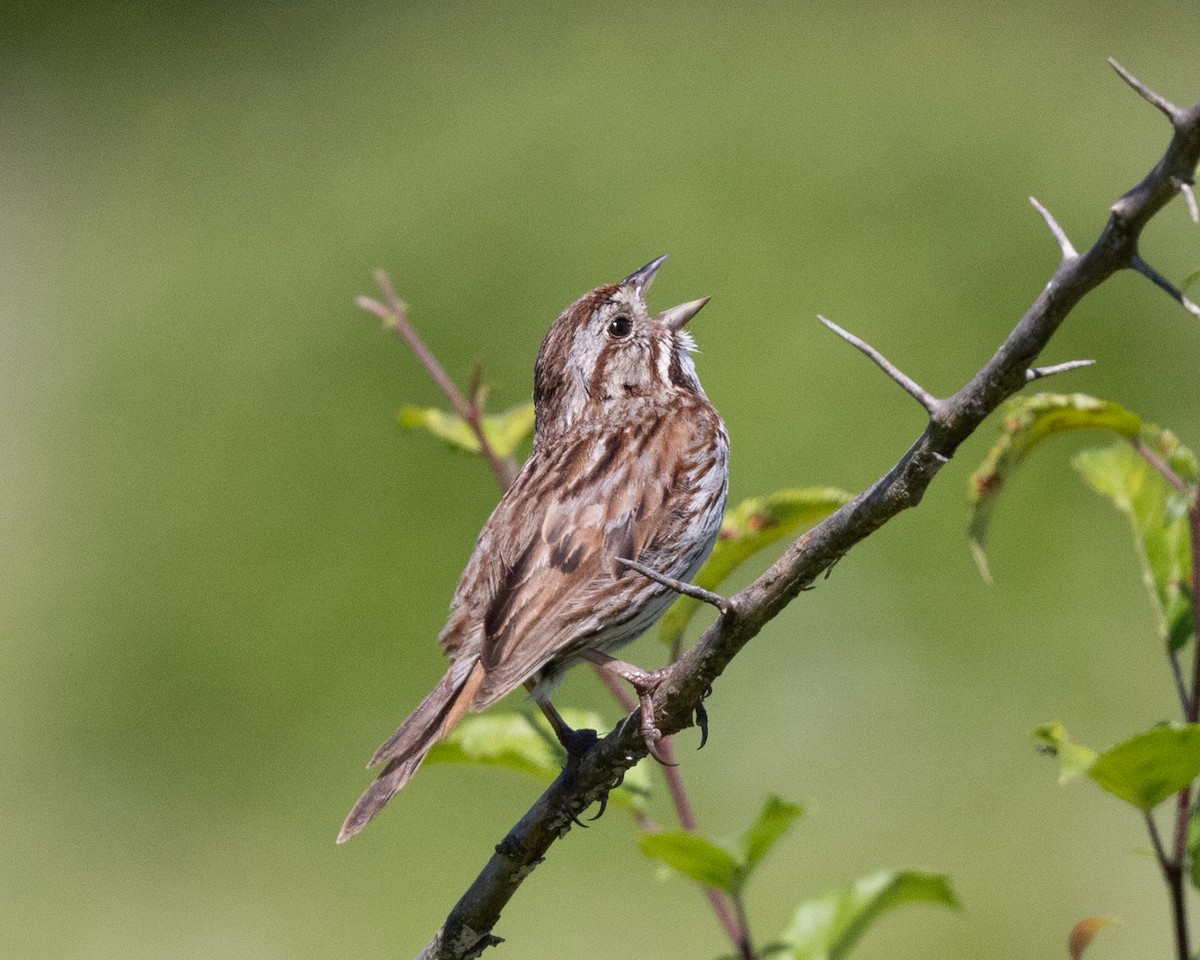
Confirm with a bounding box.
[524,680,597,758]
[523,680,606,827]
[581,651,675,765]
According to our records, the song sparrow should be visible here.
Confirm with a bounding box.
[338,255,729,842]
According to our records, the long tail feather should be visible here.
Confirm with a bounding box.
[337,660,485,843]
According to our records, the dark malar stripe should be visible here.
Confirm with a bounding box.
[668,347,695,392]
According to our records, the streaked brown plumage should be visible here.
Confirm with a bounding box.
[339,255,728,842]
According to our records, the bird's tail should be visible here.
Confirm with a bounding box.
[337,659,485,843]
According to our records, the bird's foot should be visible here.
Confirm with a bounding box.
[584,652,676,765]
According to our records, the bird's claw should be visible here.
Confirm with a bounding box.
[694,683,714,749]
[638,690,677,766]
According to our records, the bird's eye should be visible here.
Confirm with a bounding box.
[607,314,633,339]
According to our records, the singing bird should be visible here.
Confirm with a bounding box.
[340,256,728,842]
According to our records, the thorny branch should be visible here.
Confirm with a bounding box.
[358,276,519,490]
[408,63,1200,960]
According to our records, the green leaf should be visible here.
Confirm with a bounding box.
[740,795,805,872]
[398,401,535,457]
[1032,720,1099,785]
[659,488,853,647]
[638,830,741,893]
[967,393,1142,580]
[1073,432,1195,651]
[1183,266,1200,293]
[779,870,959,960]
[425,711,558,778]
[425,709,651,813]
[1088,724,1200,811]
[640,794,804,895]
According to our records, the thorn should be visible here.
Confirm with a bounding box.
[818,316,940,414]
[1108,58,1181,124]
[1131,255,1200,319]
[1176,180,1200,224]
[1026,359,1096,382]
[695,698,709,749]
[1029,197,1078,260]
[932,451,951,463]
[615,558,731,612]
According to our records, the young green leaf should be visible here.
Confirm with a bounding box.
[779,870,959,960]
[1073,436,1195,652]
[967,393,1142,580]
[1033,720,1099,785]
[638,831,741,893]
[1087,724,1200,811]
[740,795,805,872]
[425,711,558,778]
[659,487,853,647]
[397,401,535,458]
[425,710,651,813]
[640,794,804,894]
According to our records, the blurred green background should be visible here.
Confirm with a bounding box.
[3,1,1198,957]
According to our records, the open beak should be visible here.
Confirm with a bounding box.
[622,253,669,295]
[655,297,710,331]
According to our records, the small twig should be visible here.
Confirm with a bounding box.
[1130,256,1200,319]
[1174,784,1192,875]
[1186,501,1200,727]
[817,316,940,414]
[1168,647,1191,718]
[616,558,732,613]
[1134,438,1199,726]
[1109,58,1182,124]
[1147,809,1172,868]
[358,272,518,489]
[1174,503,1200,960]
[715,893,751,960]
[1025,359,1095,382]
[730,890,757,960]
[593,664,639,713]
[1175,179,1199,223]
[1145,805,1192,960]
[1029,196,1079,259]
[593,637,745,952]
[362,272,474,423]
[1132,438,1194,498]
[653,736,749,953]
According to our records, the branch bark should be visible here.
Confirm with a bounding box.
[416,64,1200,960]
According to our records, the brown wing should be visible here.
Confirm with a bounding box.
[437,403,726,708]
